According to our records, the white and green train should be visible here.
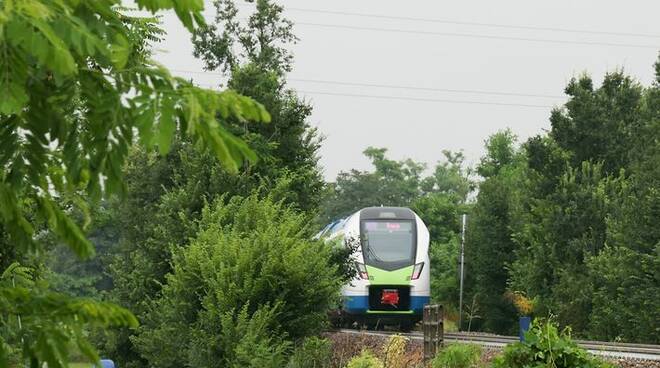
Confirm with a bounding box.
[317,207,431,329]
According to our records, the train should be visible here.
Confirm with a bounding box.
[317,206,431,330]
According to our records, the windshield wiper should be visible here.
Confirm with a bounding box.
[364,242,385,263]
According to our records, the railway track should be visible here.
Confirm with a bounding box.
[334,328,660,361]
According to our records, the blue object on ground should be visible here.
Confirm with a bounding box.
[519,316,531,342]
[97,359,115,368]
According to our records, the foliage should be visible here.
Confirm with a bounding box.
[0,1,269,258]
[510,161,617,332]
[491,319,614,368]
[193,0,325,214]
[288,337,332,368]
[43,201,119,299]
[550,70,647,175]
[0,1,271,367]
[464,129,523,333]
[0,263,137,368]
[382,335,408,368]
[321,148,424,222]
[464,57,660,343]
[587,246,660,343]
[431,344,482,368]
[108,2,325,362]
[346,350,384,368]
[322,148,472,223]
[328,236,361,284]
[427,238,460,311]
[193,0,297,75]
[504,291,536,316]
[133,195,343,368]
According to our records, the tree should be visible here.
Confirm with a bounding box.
[0,1,270,366]
[193,0,325,214]
[107,2,326,363]
[505,57,660,341]
[321,147,471,222]
[133,195,343,368]
[550,71,646,175]
[587,246,659,343]
[464,130,523,333]
[585,57,660,343]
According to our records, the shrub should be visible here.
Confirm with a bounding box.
[347,350,384,368]
[288,337,332,368]
[382,335,409,368]
[491,319,615,368]
[133,195,344,368]
[431,344,482,368]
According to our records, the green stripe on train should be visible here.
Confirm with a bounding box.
[366,265,413,285]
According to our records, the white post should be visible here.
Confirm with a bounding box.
[458,214,466,331]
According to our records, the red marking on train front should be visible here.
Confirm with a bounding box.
[381,289,399,307]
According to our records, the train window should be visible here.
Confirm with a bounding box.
[328,218,346,235]
[313,222,333,240]
[361,220,416,270]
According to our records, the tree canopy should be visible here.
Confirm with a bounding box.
[0,1,271,366]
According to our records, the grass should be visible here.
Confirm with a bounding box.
[69,363,92,368]
[444,318,458,332]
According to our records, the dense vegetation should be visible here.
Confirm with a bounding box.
[466,64,660,343]
[321,58,659,343]
[133,196,342,368]
[0,0,271,366]
[492,320,614,368]
[0,0,658,367]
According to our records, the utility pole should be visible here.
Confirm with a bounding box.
[458,213,467,331]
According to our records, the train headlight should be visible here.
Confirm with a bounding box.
[411,262,424,280]
[355,262,369,280]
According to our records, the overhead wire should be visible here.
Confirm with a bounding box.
[194,82,557,109]
[282,7,660,39]
[292,22,659,49]
[168,6,658,109]
[293,90,555,109]
[171,69,564,99]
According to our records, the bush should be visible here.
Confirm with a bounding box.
[382,335,409,368]
[431,344,482,368]
[347,351,384,368]
[288,337,332,368]
[133,195,344,368]
[587,246,660,343]
[491,319,615,368]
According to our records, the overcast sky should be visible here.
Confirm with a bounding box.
[153,0,660,180]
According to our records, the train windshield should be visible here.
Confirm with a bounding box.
[361,220,416,270]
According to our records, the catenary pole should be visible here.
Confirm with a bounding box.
[458,214,467,331]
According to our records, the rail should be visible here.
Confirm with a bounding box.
[334,329,660,361]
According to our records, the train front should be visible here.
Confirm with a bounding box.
[341,207,431,328]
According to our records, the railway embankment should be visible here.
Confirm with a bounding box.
[325,330,660,368]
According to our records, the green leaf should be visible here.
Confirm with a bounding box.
[36,197,95,259]
[157,97,176,154]
[0,82,29,115]
[110,33,130,69]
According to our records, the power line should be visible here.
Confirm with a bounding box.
[295,90,555,108]
[197,83,555,108]
[289,78,563,99]
[293,22,659,49]
[284,7,660,40]
[171,69,564,99]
